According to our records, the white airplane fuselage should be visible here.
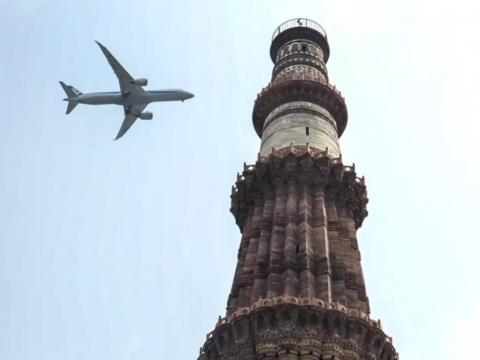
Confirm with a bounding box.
[64,89,194,106]
[60,40,195,139]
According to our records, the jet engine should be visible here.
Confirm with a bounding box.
[128,78,148,86]
[139,111,153,120]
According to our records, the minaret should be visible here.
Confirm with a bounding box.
[198,19,398,360]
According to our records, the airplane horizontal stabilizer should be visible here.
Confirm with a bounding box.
[59,81,81,114]
[66,101,78,115]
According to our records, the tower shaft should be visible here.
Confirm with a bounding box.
[198,19,398,360]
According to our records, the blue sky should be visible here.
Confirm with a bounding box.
[0,1,478,359]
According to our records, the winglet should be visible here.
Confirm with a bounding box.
[95,41,106,51]
[95,40,113,61]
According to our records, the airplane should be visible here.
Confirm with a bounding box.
[59,41,194,140]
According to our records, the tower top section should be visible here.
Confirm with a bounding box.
[270,18,330,63]
[254,19,346,144]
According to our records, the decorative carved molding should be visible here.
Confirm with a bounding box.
[199,299,397,360]
[253,80,347,139]
[200,21,398,360]
[231,145,367,232]
[273,57,328,82]
[270,26,331,63]
[314,258,330,275]
[275,65,326,84]
[276,40,325,63]
[331,266,345,281]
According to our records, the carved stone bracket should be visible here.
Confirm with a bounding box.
[270,26,331,63]
[253,80,348,138]
[199,298,397,360]
[230,145,368,232]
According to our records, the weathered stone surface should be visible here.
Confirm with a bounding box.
[197,19,398,360]
[199,298,396,360]
[227,145,370,316]
[253,80,348,139]
[231,145,368,231]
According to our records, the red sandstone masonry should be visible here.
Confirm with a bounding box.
[228,145,370,315]
[198,19,397,360]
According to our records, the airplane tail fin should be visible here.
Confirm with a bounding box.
[59,81,82,114]
[59,81,83,97]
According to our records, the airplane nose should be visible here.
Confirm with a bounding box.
[188,92,195,99]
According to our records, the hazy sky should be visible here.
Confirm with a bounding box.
[1,1,478,360]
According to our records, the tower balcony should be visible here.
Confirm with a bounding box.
[271,18,330,63]
[252,73,348,139]
[272,18,328,42]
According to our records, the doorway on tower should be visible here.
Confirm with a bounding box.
[306,127,310,135]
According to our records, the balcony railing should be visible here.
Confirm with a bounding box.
[272,18,327,42]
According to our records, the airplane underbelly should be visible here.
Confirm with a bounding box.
[155,94,181,102]
[97,96,118,104]
[82,96,118,105]
[124,96,150,106]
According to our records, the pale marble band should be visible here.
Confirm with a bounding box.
[260,112,341,157]
[264,101,336,129]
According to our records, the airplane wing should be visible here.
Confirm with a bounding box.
[95,41,146,97]
[114,104,148,141]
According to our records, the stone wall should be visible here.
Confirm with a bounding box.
[228,145,369,316]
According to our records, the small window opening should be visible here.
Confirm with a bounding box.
[306,127,309,135]
[296,245,300,254]
[302,45,307,51]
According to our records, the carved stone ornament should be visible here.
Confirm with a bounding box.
[199,19,398,360]
[199,298,397,360]
[231,145,368,232]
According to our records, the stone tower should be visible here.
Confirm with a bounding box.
[198,19,398,360]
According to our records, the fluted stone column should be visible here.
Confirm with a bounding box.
[198,19,398,360]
